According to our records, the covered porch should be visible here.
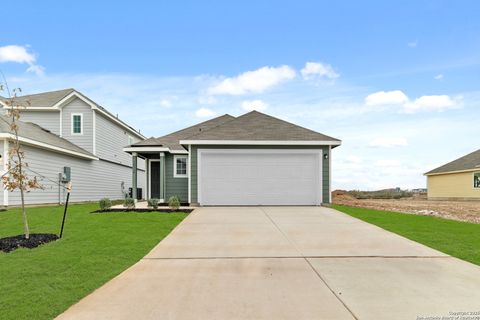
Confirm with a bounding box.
[124,146,189,204]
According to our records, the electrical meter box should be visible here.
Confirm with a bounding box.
[63,167,71,182]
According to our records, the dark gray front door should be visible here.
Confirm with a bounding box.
[150,161,161,199]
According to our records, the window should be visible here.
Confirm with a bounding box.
[474,172,480,189]
[174,155,188,178]
[71,114,83,134]
[128,135,134,145]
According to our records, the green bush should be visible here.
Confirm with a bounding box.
[99,198,112,211]
[147,198,159,209]
[123,197,135,209]
[168,196,180,211]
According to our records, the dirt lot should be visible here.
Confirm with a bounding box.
[333,190,480,224]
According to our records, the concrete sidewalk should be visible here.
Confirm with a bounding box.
[57,207,480,320]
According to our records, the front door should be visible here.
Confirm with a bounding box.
[150,161,161,199]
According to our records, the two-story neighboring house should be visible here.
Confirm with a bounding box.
[0,89,146,206]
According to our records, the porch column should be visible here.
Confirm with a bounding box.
[132,152,138,200]
[160,152,166,201]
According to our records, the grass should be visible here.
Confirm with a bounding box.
[333,204,480,266]
[0,203,188,320]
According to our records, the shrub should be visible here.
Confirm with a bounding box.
[147,198,159,209]
[168,196,180,211]
[99,198,112,211]
[123,197,135,209]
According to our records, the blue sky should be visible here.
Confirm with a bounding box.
[1,0,479,190]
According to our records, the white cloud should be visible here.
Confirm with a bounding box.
[365,90,409,106]
[408,40,418,48]
[241,99,268,112]
[301,62,339,80]
[195,107,216,118]
[0,45,44,75]
[434,74,444,80]
[160,99,172,107]
[403,95,460,113]
[208,65,296,95]
[369,137,408,148]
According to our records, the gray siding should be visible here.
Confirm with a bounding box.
[61,98,94,153]
[165,154,188,202]
[6,144,145,206]
[95,111,143,167]
[190,145,331,204]
[18,111,61,135]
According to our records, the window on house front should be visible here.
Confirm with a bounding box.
[128,135,134,145]
[72,114,83,134]
[474,172,480,188]
[174,156,188,178]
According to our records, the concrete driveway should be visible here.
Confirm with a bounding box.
[57,207,480,320]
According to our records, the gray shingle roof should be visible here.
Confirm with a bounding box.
[0,115,96,158]
[185,111,341,142]
[0,88,74,108]
[425,149,480,175]
[132,114,235,151]
[131,111,340,152]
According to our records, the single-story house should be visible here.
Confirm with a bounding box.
[124,111,341,206]
[425,148,480,200]
[0,89,146,207]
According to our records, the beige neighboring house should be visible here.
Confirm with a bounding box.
[425,148,480,200]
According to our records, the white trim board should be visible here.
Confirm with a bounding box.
[181,140,341,146]
[197,148,323,206]
[173,155,188,178]
[71,113,84,135]
[123,146,188,154]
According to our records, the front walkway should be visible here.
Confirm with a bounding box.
[57,207,480,319]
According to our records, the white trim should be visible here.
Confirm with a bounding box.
[173,155,188,178]
[425,168,480,176]
[3,139,9,206]
[59,108,63,137]
[123,147,170,153]
[197,149,323,205]
[188,145,191,203]
[180,140,342,146]
[92,110,96,154]
[71,113,83,135]
[328,145,332,203]
[0,133,99,160]
[122,146,189,154]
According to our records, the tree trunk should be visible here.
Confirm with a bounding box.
[16,146,30,239]
[20,187,29,239]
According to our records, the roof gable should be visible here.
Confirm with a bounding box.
[1,88,145,139]
[184,111,340,142]
[425,148,480,175]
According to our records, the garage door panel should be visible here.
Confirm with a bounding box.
[199,150,322,205]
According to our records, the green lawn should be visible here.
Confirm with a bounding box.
[0,203,187,320]
[333,204,480,266]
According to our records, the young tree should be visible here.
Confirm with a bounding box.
[1,82,43,239]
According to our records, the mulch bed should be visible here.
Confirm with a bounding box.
[92,208,194,214]
[0,233,59,253]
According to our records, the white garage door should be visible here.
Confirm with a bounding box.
[198,149,322,205]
